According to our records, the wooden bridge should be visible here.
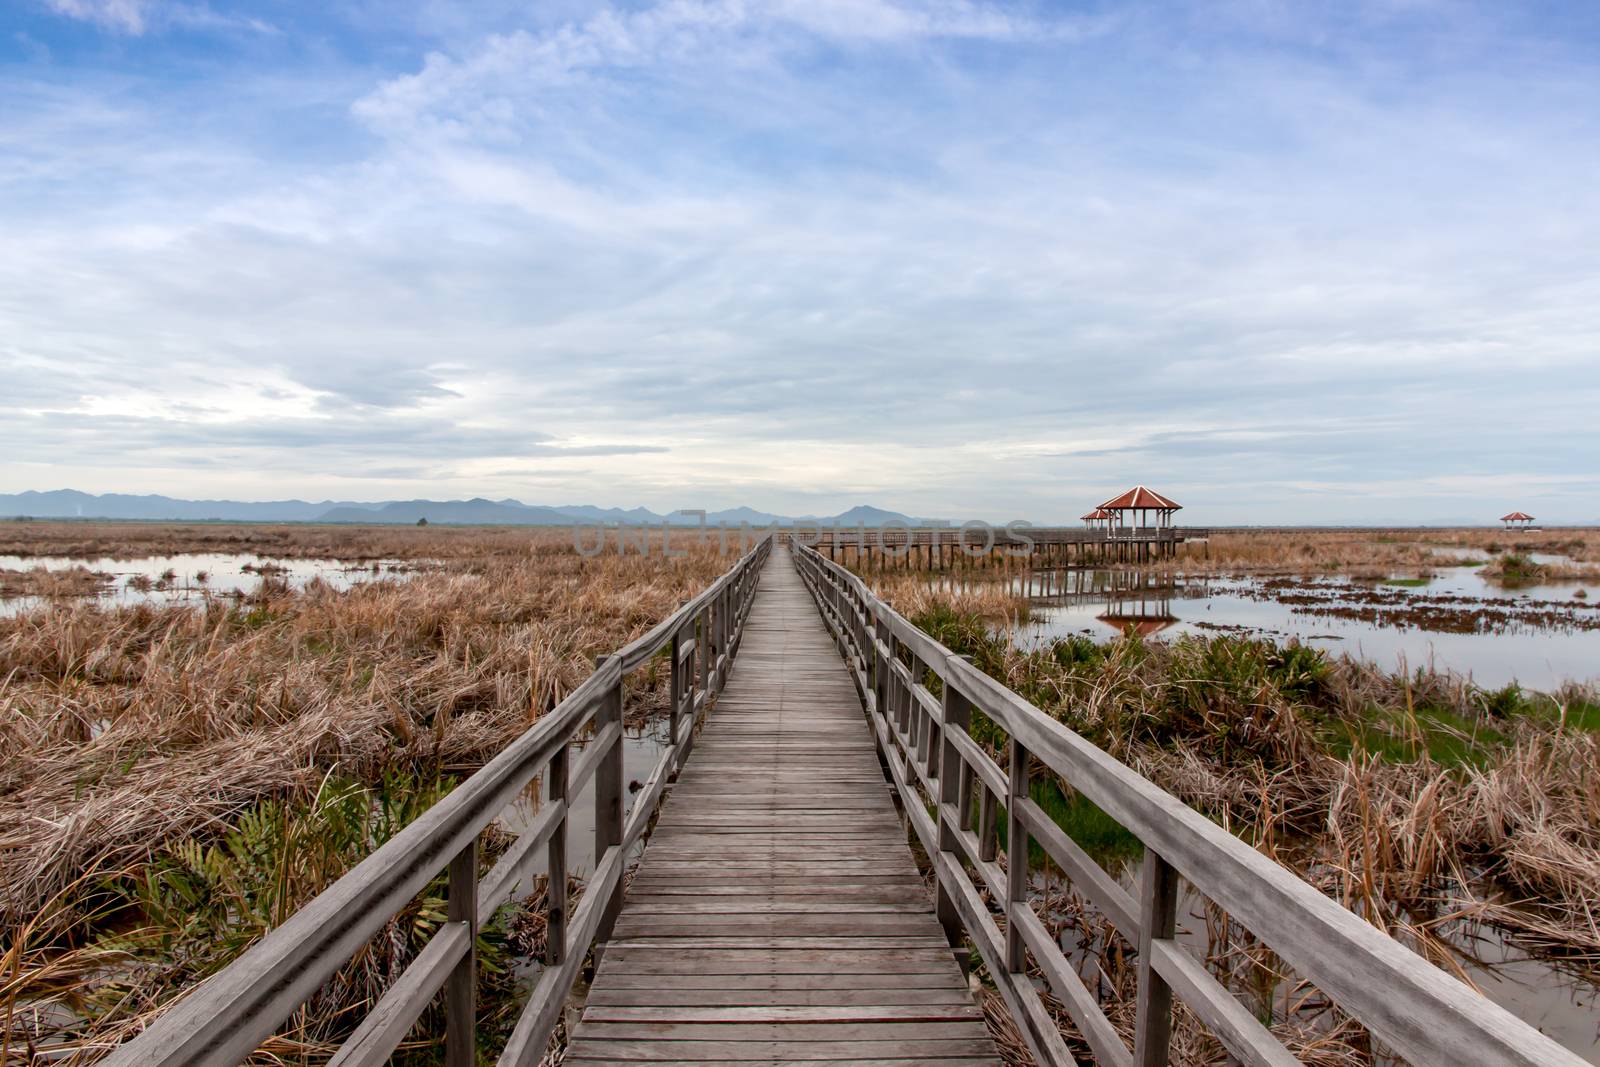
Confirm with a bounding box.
[809,525,1210,566]
[106,541,1585,1067]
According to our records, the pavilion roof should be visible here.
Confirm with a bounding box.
[1501,511,1535,521]
[1098,485,1182,511]
[1081,508,1113,520]
[1096,613,1177,637]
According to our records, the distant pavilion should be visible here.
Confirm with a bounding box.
[1501,511,1535,530]
[1081,507,1113,532]
[1098,485,1183,536]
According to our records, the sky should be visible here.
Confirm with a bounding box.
[2,0,1598,524]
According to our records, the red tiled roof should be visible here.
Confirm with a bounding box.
[1081,508,1112,520]
[1098,485,1182,511]
[1501,511,1534,521]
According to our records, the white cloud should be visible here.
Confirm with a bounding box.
[45,0,148,34]
[42,0,277,36]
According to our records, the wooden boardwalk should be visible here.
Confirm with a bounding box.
[566,547,1001,1066]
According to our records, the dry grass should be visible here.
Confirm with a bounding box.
[1,523,735,1060]
[0,519,642,563]
[1164,528,1598,580]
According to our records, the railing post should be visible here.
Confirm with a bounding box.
[1135,850,1179,1067]
[669,624,684,777]
[445,837,478,1067]
[698,606,710,702]
[545,747,569,964]
[935,666,971,948]
[1005,738,1029,973]
[720,585,731,683]
[916,665,936,772]
[594,657,625,946]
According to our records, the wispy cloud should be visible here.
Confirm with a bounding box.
[42,0,277,36]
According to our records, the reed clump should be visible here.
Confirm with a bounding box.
[0,567,113,599]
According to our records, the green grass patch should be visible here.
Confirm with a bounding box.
[1382,577,1431,588]
[1321,705,1507,769]
[1496,552,1547,582]
[991,776,1142,870]
[1531,699,1600,734]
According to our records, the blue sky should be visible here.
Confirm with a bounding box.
[2,0,1597,523]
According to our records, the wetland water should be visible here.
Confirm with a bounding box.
[0,552,418,615]
[991,564,1599,689]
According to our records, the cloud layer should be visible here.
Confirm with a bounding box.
[3,0,1598,521]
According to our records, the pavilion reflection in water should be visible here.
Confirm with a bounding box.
[1015,568,1182,636]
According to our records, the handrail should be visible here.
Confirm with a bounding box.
[104,536,772,1067]
[791,544,1585,1067]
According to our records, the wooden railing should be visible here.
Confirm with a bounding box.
[104,537,771,1067]
[792,544,1584,1067]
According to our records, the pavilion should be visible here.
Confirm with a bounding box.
[1098,486,1183,537]
[1501,511,1535,531]
[1081,507,1113,533]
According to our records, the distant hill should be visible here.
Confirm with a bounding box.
[556,504,671,525]
[317,498,576,525]
[0,489,355,522]
[823,504,926,527]
[1,489,944,527]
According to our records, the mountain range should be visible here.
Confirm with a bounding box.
[0,490,936,527]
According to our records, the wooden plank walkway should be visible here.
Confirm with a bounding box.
[566,546,1001,1066]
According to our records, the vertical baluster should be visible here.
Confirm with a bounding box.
[594,659,625,945]
[917,666,937,776]
[906,654,922,753]
[897,649,914,739]
[1135,850,1179,1067]
[872,616,888,720]
[445,837,478,1067]
[720,585,730,682]
[698,606,710,703]
[545,747,569,963]
[936,667,972,947]
[978,781,998,863]
[669,625,684,778]
[1005,740,1029,972]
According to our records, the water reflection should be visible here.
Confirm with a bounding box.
[1013,568,1183,636]
[985,566,1600,690]
[0,552,420,616]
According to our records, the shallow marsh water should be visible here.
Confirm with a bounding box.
[0,551,419,615]
[992,564,1599,689]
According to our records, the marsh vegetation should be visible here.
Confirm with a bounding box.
[1,523,727,1062]
[859,527,1600,1063]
